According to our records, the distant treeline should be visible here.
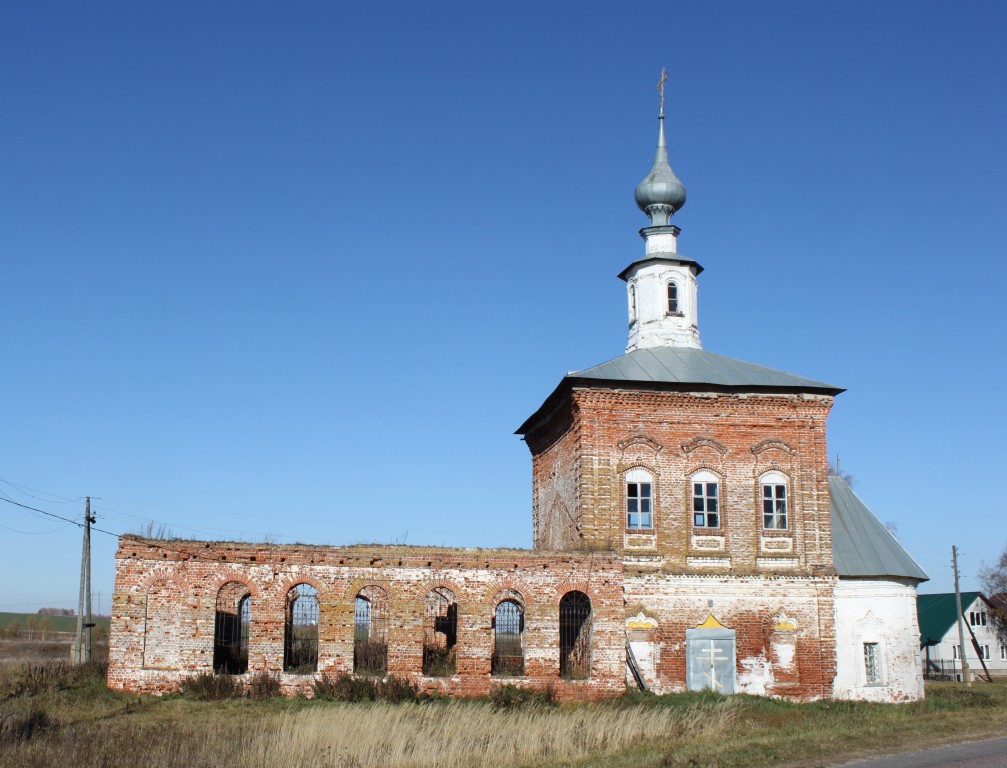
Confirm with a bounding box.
[0,612,111,640]
[38,607,75,616]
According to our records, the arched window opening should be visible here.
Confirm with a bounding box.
[492,599,524,676]
[213,582,250,675]
[423,587,457,677]
[629,284,637,322]
[559,590,592,679]
[692,470,720,529]
[625,467,654,529]
[761,471,788,530]
[284,583,319,673]
[354,585,388,675]
[667,281,679,314]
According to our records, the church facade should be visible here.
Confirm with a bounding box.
[108,98,927,702]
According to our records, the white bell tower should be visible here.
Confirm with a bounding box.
[621,71,702,352]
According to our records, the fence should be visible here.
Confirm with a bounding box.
[923,658,961,681]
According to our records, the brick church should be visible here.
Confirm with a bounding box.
[109,94,928,702]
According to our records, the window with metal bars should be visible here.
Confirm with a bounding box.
[354,585,388,675]
[864,642,882,684]
[284,583,319,673]
[492,599,524,677]
[423,587,457,677]
[559,591,591,679]
[213,582,250,675]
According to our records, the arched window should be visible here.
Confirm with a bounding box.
[213,582,250,675]
[625,468,654,529]
[423,587,457,676]
[667,281,679,314]
[354,585,388,675]
[492,598,524,676]
[284,583,319,673]
[761,471,788,530]
[629,284,637,322]
[692,470,720,528]
[559,590,591,679]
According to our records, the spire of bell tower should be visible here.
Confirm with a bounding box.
[634,68,687,228]
[620,69,703,352]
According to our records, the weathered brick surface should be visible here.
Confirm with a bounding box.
[527,388,835,576]
[524,385,839,699]
[109,540,625,700]
[623,573,837,698]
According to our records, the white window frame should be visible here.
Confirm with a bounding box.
[970,610,988,627]
[625,468,654,530]
[691,470,720,529]
[760,471,789,530]
[1000,643,1006,661]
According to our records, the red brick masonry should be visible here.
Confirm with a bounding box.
[109,539,625,700]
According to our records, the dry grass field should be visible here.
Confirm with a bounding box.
[2,653,1006,768]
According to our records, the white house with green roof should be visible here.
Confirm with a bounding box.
[917,592,1007,681]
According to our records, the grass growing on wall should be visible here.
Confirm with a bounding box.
[2,661,1007,768]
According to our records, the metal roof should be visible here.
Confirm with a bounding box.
[829,475,929,581]
[617,252,704,281]
[516,347,844,436]
[917,592,984,646]
[572,347,843,394]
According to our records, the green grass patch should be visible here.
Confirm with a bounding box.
[2,661,1006,768]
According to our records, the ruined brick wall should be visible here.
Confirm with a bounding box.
[109,538,625,700]
[528,387,835,575]
[624,572,837,699]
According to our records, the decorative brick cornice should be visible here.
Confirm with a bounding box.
[617,434,662,453]
[682,436,728,456]
[751,439,796,456]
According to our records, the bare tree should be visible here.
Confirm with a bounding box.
[979,544,1007,645]
[828,459,855,485]
[980,544,1007,597]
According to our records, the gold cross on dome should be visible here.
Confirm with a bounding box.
[657,67,668,117]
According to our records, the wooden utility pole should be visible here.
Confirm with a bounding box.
[74,497,95,664]
[952,545,971,687]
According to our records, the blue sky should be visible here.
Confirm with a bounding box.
[1,2,1004,612]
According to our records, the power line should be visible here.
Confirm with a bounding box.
[0,496,118,537]
[1,474,521,543]
[0,474,78,504]
[0,520,72,535]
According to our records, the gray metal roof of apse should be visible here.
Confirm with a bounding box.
[571,347,843,394]
[829,475,928,581]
